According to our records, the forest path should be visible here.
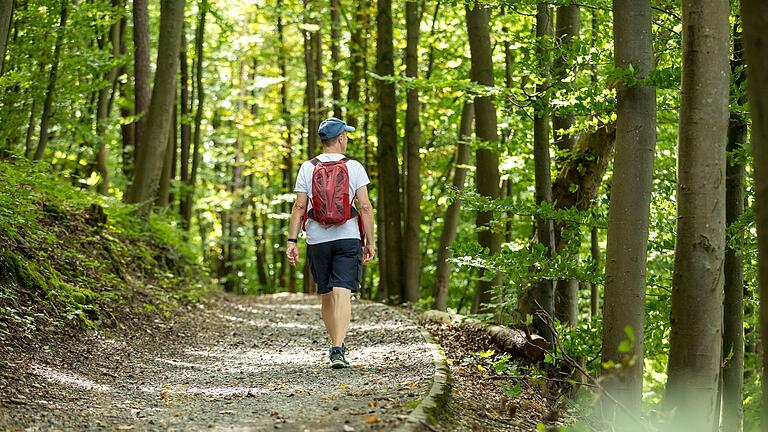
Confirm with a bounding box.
[0,293,435,431]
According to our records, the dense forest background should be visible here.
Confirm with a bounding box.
[1,0,767,430]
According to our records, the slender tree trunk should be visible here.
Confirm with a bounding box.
[33,0,68,161]
[24,97,38,159]
[330,0,341,119]
[552,3,580,328]
[132,0,150,182]
[0,0,14,77]
[251,189,269,290]
[178,24,191,220]
[157,104,177,206]
[434,103,473,311]
[531,2,555,339]
[347,0,368,128]
[466,1,501,314]
[403,0,421,303]
[377,0,404,301]
[117,9,135,178]
[277,0,292,290]
[599,0,656,423]
[737,0,768,428]
[95,6,121,195]
[181,0,206,228]
[127,0,185,208]
[720,21,747,432]
[303,0,319,158]
[589,226,600,317]
[665,0,729,429]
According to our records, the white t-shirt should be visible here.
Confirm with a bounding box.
[294,153,370,245]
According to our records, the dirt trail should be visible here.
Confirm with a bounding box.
[0,293,435,431]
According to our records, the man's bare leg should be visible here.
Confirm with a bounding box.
[321,287,351,347]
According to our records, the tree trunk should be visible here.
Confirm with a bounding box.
[403,0,421,304]
[0,0,14,77]
[720,21,747,432]
[303,0,319,158]
[33,0,68,161]
[329,0,341,119]
[737,0,768,428]
[95,6,121,195]
[132,0,150,184]
[466,1,502,314]
[347,0,368,128]
[117,10,135,179]
[599,0,656,422]
[277,0,292,290]
[434,103,473,311]
[552,3,580,328]
[589,226,600,318]
[377,0,404,302]
[251,190,269,290]
[178,23,191,223]
[181,0,206,228]
[127,0,185,208]
[665,0,729,429]
[531,2,555,339]
[24,97,37,159]
[157,104,177,207]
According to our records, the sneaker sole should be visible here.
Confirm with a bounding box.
[331,360,349,369]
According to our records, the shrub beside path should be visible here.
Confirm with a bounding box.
[0,293,436,431]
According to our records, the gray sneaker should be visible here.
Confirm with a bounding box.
[329,346,349,369]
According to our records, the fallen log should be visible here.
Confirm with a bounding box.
[421,310,549,362]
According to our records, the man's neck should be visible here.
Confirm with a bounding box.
[322,145,343,154]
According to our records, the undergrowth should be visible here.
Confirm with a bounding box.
[0,158,211,347]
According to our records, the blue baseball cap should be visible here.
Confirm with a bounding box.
[318,117,355,141]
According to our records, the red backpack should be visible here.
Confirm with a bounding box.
[302,157,366,244]
[308,157,351,225]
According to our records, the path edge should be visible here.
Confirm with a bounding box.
[394,321,452,432]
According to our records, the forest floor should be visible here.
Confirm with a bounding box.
[0,293,435,431]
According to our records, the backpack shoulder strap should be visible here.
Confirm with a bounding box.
[310,157,321,166]
[341,157,349,162]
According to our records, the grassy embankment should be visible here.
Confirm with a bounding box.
[0,159,210,349]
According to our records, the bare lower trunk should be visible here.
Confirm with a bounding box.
[599,0,656,423]
[33,1,68,161]
[531,2,555,340]
[0,0,14,77]
[738,0,768,427]
[720,21,746,432]
[466,1,501,314]
[403,0,421,304]
[434,103,473,311]
[132,0,151,181]
[589,226,600,317]
[665,0,729,429]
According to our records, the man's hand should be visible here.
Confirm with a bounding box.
[363,243,375,263]
[287,242,299,266]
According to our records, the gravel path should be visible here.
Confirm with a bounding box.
[0,293,435,431]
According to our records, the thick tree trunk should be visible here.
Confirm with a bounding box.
[465,1,501,314]
[33,0,68,161]
[552,3,580,328]
[0,0,14,77]
[665,0,729,429]
[330,0,341,119]
[127,0,185,208]
[531,2,555,340]
[720,21,747,432]
[181,0,206,228]
[738,0,768,427]
[403,0,421,304]
[132,0,150,183]
[434,103,473,311]
[599,0,656,423]
[377,0,404,302]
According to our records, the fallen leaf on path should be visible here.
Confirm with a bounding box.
[115,425,135,430]
[363,413,381,424]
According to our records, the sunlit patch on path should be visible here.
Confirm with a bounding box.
[2,293,434,431]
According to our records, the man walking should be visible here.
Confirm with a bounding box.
[286,117,375,369]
